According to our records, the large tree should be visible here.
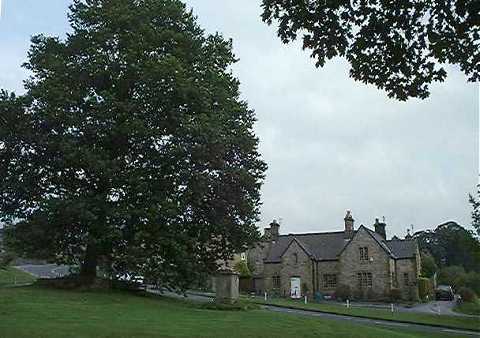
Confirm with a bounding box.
[414,221,480,272]
[261,0,479,100]
[0,0,266,289]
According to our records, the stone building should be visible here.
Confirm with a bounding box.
[247,211,421,300]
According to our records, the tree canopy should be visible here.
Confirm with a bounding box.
[414,221,480,272]
[261,0,479,100]
[0,0,266,289]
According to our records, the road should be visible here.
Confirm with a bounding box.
[15,264,71,279]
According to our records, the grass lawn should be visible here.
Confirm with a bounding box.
[455,300,480,316]
[247,297,480,332]
[0,267,37,287]
[0,286,469,338]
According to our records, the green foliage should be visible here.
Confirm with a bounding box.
[417,277,433,301]
[438,266,466,290]
[438,266,480,295]
[261,0,478,101]
[458,287,478,303]
[389,288,402,302]
[414,222,480,273]
[470,184,480,236]
[0,0,266,289]
[335,284,351,301]
[420,252,438,278]
[233,260,251,278]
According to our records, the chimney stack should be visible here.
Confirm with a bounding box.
[344,210,354,239]
[269,219,280,241]
[374,218,386,239]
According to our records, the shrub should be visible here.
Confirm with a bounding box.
[458,287,478,303]
[335,284,351,301]
[233,261,251,278]
[389,288,402,302]
[438,266,466,291]
[417,277,433,300]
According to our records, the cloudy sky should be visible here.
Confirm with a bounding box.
[1,1,478,238]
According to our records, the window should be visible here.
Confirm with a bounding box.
[359,247,369,261]
[357,272,373,288]
[403,273,409,286]
[272,276,281,289]
[323,274,337,288]
[293,253,298,264]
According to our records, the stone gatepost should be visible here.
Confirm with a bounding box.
[215,269,239,304]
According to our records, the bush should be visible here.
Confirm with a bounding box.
[335,284,351,301]
[438,266,466,291]
[417,277,433,301]
[465,272,480,296]
[233,261,251,278]
[390,288,402,302]
[458,287,478,303]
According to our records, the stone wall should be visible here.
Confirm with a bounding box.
[396,258,418,300]
[278,240,314,297]
[247,241,271,278]
[316,260,340,293]
[339,228,391,299]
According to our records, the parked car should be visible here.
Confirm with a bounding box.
[435,285,455,301]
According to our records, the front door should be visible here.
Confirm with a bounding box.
[290,277,301,299]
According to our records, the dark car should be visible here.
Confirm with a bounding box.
[435,285,455,301]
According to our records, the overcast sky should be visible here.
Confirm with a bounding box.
[1,1,478,238]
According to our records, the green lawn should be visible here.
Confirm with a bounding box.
[0,286,469,338]
[247,297,480,332]
[455,300,480,316]
[0,267,37,287]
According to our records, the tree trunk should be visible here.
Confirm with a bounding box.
[80,242,98,282]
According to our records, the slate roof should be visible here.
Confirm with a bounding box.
[263,227,416,263]
[385,238,417,259]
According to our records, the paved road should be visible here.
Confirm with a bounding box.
[16,264,71,279]
[405,299,461,316]
[152,291,480,337]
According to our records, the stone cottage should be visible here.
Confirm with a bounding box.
[247,211,421,300]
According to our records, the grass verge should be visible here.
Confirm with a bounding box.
[454,300,480,316]
[0,267,37,287]
[0,286,468,338]
[246,297,480,332]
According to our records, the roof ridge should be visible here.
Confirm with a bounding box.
[279,230,347,237]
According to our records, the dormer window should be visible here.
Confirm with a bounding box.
[359,247,369,261]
